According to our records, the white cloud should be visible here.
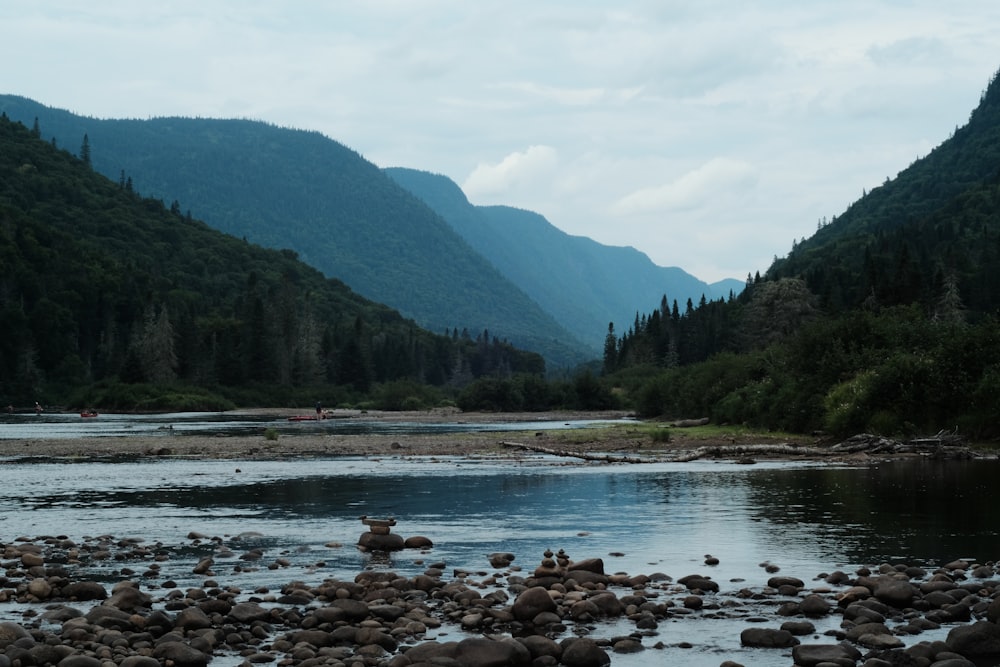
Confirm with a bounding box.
[462,145,559,199]
[612,158,758,215]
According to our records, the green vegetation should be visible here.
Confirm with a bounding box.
[0,96,591,368]
[0,114,546,410]
[602,68,1000,441]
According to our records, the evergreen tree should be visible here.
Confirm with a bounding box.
[80,134,91,167]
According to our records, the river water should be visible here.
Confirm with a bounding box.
[0,413,997,666]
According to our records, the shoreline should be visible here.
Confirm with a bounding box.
[0,409,832,461]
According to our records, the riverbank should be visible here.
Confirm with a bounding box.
[0,408,835,461]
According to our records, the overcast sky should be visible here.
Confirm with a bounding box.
[4,2,999,282]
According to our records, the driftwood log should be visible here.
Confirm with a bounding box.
[500,441,827,463]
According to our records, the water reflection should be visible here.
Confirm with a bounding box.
[746,459,1000,565]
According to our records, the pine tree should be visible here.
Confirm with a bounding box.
[80,134,91,167]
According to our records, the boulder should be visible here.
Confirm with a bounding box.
[357,532,405,551]
[740,628,799,648]
[791,643,862,666]
[947,620,1000,656]
[60,582,108,601]
[873,577,916,607]
[560,638,611,667]
[151,641,209,667]
[454,637,531,666]
[800,594,832,617]
[512,586,556,622]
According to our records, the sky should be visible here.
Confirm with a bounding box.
[3,2,999,283]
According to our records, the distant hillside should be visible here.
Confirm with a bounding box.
[768,68,1000,314]
[0,96,591,368]
[385,167,743,347]
[0,113,544,405]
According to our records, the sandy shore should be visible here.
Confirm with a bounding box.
[1,408,829,461]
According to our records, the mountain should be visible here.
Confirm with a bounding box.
[0,96,591,368]
[768,68,1000,314]
[0,112,544,405]
[385,167,743,346]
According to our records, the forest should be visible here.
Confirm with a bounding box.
[0,114,566,412]
[601,68,1000,440]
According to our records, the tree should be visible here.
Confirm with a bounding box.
[80,134,91,167]
[602,322,617,374]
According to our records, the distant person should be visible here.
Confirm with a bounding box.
[34,401,43,415]
[5,404,12,414]
[315,401,322,419]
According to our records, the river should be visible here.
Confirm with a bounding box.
[0,413,997,666]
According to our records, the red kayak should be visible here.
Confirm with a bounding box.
[80,411,99,418]
[288,414,322,421]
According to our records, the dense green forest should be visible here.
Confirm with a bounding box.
[0,114,557,411]
[601,69,1000,440]
[0,96,591,369]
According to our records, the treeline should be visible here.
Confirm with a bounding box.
[0,114,546,410]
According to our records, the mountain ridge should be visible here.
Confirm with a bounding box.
[384,167,743,346]
[0,95,590,367]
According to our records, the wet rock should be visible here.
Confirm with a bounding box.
[791,642,862,666]
[767,575,804,590]
[54,656,102,667]
[0,622,31,648]
[399,640,459,663]
[228,601,272,623]
[781,620,816,635]
[403,535,433,548]
[517,635,562,661]
[612,638,644,653]
[152,640,209,667]
[560,637,611,667]
[85,605,135,630]
[104,582,152,611]
[512,586,556,621]
[946,620,1000,656]
[800,593,832,617]
[872,577,916,608]
[740,628,799,648]
[61,581,108,600]
[454,636,530,666]
[358,532,405,551]
[488,552,515,568]
[678,574,719,592]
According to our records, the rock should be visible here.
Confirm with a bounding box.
[800,594,832,617]
[0,622,31,649]
[781,620,816,636]
[512,586,556,622]
[488,552,516,568]
[399,640,459,663]
[104,582,151,611]
[560,638,611,667]
[26,578,52,599]
[947,620,1000,656]
[228,601,272,623]
[60,581,107,600]
[404,535,433,548]
[453,637,530,666]
[84,605,135,630]
[358,532,405,551]
[116,657,161,667]
[612,638,644,653]
[56,656,102,667]
[987,597,1000,624]
[791,643,862,666]
[517,635,562,660]
[151,641,209,667]
[767,575,805,589]
[569,557,605,574]
[740,628,799,648]
[873,577,916,607]
[678,574,719,592]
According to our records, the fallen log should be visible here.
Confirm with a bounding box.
[500,441,829,463]
[670,417,710,428]
[500,441,645,463]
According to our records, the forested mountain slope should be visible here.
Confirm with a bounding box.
[768,68,1000,313]
[0,96,590,368]
[385,167,743,348]
[0,114,544,405]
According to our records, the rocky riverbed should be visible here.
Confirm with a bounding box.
[0,533,998,667]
